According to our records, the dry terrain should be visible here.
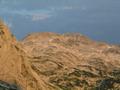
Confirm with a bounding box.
[0,20,120,90]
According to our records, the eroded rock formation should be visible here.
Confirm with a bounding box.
[0,20,120,90]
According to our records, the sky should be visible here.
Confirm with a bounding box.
[0,0,120,44]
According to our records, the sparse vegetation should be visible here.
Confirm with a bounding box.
[69,68,98,78]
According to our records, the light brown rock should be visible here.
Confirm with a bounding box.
[0,20,120,90]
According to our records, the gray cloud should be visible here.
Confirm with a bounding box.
[0,8,54,21]
[32,14,52,21]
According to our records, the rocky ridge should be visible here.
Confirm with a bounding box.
[0,20,120,90]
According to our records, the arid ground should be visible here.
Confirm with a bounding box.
[0,21,120,90]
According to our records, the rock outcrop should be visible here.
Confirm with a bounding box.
[0,20,120,90]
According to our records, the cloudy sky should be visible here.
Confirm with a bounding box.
[0,0,120,43]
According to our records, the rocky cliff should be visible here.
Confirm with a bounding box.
[0,20,119,90]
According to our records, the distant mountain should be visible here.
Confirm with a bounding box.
[0,20,120,90]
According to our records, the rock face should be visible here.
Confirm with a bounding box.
[0,21,19,83]
[0,20,24,89]
[0,20,120,90]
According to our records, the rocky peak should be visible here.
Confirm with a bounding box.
[0,20,16,43]
[0,20,119,90]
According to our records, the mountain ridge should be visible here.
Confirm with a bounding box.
[0,20,119,90]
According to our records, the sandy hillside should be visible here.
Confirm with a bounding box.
[0,20,120,90]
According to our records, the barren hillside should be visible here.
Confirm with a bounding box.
[0,21,120,90]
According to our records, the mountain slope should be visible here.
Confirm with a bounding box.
[22,32,120,90]
[0,20,120,90]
